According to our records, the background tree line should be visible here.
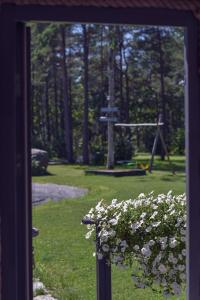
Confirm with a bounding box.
[31,23,185,164]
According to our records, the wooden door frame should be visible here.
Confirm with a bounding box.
[0,4,199,300]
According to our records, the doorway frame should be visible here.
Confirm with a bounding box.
[0,4,199,300]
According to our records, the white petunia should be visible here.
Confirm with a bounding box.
[141,246,151,257]
[150,211,158,219]
[169,237,177,248]
[102,244,110,252]
[133,245,140,251]
[178,264,185,272]
[109,218,118,226]
[152,221,161,227]
[182,249,186,256]
[146,226,152,232]
[171,282,181,296]
[158,264,167,274]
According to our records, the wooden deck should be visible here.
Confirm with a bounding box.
[85,168,146,176]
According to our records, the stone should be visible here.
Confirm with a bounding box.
[34,295,57,300]
[32,148,48,176]
[33,281,45,294]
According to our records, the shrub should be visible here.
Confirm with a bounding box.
[84,192,186,298]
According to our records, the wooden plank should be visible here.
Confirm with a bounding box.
[13,5,192,27]
[185,16,200,300]
[0,6,32,300]
[0,4,199,300]
[101,107,119,113]
[115,123,164,127]
[100,117,118,122]
[0,7,18,300]
[85,169,146,176]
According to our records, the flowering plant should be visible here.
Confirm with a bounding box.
[84,191,186,298]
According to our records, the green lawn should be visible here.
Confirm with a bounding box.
[32,155,186,300]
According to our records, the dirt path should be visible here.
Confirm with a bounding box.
[32,183,88,205]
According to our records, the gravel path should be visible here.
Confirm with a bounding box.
[32,183,88,205]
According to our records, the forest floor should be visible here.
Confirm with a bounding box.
[32,154,186,300]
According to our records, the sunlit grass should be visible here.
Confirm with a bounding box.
[33,155,186,299]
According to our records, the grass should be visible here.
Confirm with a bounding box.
[32,154,186,300]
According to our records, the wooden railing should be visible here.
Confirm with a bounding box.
[82,218,111,300]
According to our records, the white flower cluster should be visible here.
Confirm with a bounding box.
[84,191,186,298]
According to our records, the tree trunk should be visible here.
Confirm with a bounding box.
[82,24,90,164]
[157,28,167,160]
[45,75,51,144]
[107,30,115,169]
[100,26,106,144]
[52,47,59,146]
[118,28,124,122]
[60,25,74,163]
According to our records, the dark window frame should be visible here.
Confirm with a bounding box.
[0,4,199,300]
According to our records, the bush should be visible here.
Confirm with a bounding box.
[115,134,133,161]
[171,128,185,155]
[84,192,186,298]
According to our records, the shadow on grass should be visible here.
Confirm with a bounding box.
[32,171,55,177]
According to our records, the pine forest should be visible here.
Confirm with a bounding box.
[31,23,185,165]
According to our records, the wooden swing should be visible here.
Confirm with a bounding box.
[115,115,175,174]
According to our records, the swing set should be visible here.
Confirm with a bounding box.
[115,114,175,174]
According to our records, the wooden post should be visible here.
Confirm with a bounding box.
[96,225,112,300]
[149,127,160,173]
[185,18,200,300]
[82,219,112,300]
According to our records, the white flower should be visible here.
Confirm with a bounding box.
[148,240,155,246]
[102,244,109,252]
[169,209,176,216]
[158,264,167,274]
[163,290,171,298]
[131,222,140,231]
[168,253,174,263]
[136,283,145,288]
[150,211,158,219]
[112,255,123,263]
[180,273,186,280]
[182,249,186,256]
[141,246,151,257]
[146,226,152,232]
[97,253,103,260]
[131,275,138,283]
[133,245,139,251]
[109,218,118,226]
[85,229,94,239]
[169,237,177,248]
[84,191,187,297]
[178,264,185,272]
[172,257,178,264]
[152,221,161,227]
[162,278,167,287]
[152,204,158,210]
[152,267,158,275]
[109,229,116,237]
[171,282,181,296]
[111,199,117,205]
[140,212,147,219]
[180,228,186,235]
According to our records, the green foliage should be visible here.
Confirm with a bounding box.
[32,159,47,176]
[31,23,185,163]
[171,128,185,155]
[115,134,133,161]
